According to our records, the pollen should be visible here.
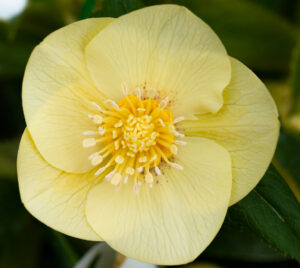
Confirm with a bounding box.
[83,84,186,193]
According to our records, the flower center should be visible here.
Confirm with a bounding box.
[82,84,186,193]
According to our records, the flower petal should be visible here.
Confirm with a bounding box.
[85,5,231,117]
[182,57,279,205]
[85,137,232,265]
[23,18,114,173]
[17,129,101,241]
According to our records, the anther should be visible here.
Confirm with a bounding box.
[105,171,115,181]
[83,138,96,148]
[91,102,104,112]
[138,156,147,163]
[148,87,156,98]
[175,140,187,146]
[136,87,142,99]
[174,116,185,124]
[83,130,95,136]
[91,155,103,166]
[169,162,184,170]
[111,173,122,185]
[112,130,118,139]
[114,120,123,128]
[115,155,125,164]
[173,131,185,138]
[145,173,153,184]
[121,82,128,96]
[98,127,106,135]
[95,166,106,176]
[155,166,162,176]
[138,166,143,173]
[170,144,178,155]
[126,167,135,175]
[104,99,119,110]
[93,115,103,124]
[159,97,169,109]
[158,118,165,127]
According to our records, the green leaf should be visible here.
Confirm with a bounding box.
[80,0,97,19]
[93,0,144,18]
[274,130,300,201]
[172,0,297,74]
[49,231,79,268]
[227,165,300,262]
[290,37,300,114]
[204,221,285,262]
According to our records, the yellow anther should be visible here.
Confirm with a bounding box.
[145,173,154,184]
[93,115,103,124]
[115,155,125,164]
[126,167,135,175]
[114,120,123,128]
[170,144,178,155]
[139,156,147,163]
[111,173,122,185]
[83,138,96,148]
[91,155,103,166]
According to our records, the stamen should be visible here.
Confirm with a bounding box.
[121,82,128,96]
[91,155,103,166]
[105,171,115,181]
[95,166,106,176]
[148,87,156,98]
[169,162,184,170]
[98,127,106,135]
[174,116,185,124]
[93,115,103,124]
[84,91,185,192]
[114,120,123,128]
[137,166,143,173]
[170,144,178,155]
[136,87,142,99]
[173,130,185,138]
[158,118,165,127]
[115,155,125,164]
[83,130,95,136]
[155,166,162,176]
[175,140,187,146]
[123,176,129,184]
[111,173,122,185]
[126,167,135,175]
[159,97,169,109]
[145,173,153,184]
[104,99,119,110]
[91,102,104,112]
[83,138,96,148]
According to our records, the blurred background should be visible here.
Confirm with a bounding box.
[0,0,300,267]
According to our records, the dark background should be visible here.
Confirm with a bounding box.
[0,0,300,267]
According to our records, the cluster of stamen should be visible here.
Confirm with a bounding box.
[82,83,186,193]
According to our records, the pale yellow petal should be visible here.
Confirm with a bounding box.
[85,5,231,117]
[182,57,279,205]
[17,129,101,241]
[23,18,113,173]
[85,137,232,265]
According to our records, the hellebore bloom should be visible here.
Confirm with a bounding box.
[17,5,279,265]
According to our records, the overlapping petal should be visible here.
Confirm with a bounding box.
[85,137,232,265]
[85,5,231,118]
[23,18,113,173]
[17,129,101,241]
[181,58,279,205]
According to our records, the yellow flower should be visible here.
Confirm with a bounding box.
[17,5,279,265]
